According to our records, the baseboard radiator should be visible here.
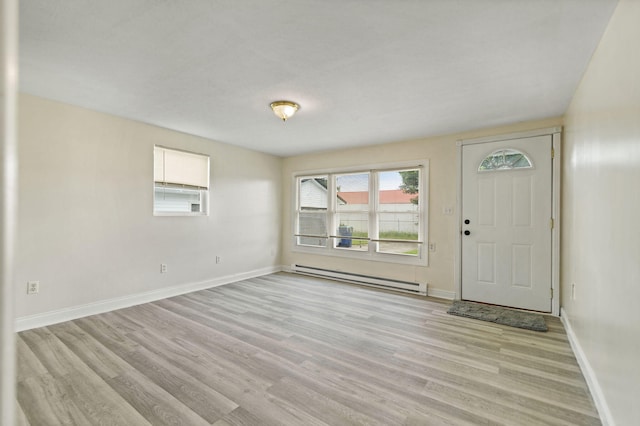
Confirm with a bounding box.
[291,264,427,295]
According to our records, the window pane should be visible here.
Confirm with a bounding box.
[298,212,327,246]
[299,211,327,236]
[336,173,369,210]
[378,212,420,240]
[298,236,327,247]
[154,185,203,214]
[335,173,369,250]
[377,169,420,248]
[478,149,533,171]
[377,241,420,256]
[334,236,369,251]
[336,212,368,237]
[297,176,328,247]
[334,214,368,251]
[300,176,328,210]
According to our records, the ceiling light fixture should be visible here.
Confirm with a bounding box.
[270,101,299,122]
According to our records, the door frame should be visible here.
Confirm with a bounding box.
[454,127,562,316]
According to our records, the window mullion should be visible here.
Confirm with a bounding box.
[328,173,337,251]
[369,170,378,254]
[418,169,424,257]
[294,177,301,246]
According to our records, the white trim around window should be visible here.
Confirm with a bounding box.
[292,160,429,266]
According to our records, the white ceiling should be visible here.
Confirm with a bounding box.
[19,1,618,157]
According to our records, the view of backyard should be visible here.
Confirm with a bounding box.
[297,169,422,256]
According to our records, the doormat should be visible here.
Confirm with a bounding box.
[447,301,548,332]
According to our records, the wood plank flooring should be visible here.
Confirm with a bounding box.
[16,272,601,425]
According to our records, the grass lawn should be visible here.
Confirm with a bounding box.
[351,230,419,240]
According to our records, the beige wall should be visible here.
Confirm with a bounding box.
[562,0,640,424]
[15,94,283,319]
[1,0,18,423]
[282,117,562,295]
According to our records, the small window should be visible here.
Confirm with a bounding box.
[154,146,209,215]
[478,149,532,172]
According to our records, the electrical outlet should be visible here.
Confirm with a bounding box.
[27,281,39,295]
[428,243,436,252]
[216,256,221,264]
[160,264,167,274]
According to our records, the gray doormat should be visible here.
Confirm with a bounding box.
[447,300,548,332]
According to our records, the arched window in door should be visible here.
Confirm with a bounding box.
[478,149,533,172]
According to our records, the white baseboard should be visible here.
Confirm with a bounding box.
[15,265,282,332]
[427,288,456,300]
[560,308,613,426]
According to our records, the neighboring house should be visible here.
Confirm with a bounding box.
[299,178,345,210]
[298,178,345,245]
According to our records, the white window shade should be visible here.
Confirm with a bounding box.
[154,146,209,189]
[153,147,165,182]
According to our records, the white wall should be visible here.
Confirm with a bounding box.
[15,94,282,320]
[282,117,562,296]
[0,0,18,423]
[561,0,640,424]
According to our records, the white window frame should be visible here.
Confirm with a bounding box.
[293,160,429,266]
[154,145,210,216]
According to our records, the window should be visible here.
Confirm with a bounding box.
[294,163,427,263]
[154,146,209,215]
[296,176,329,247]
[376,169,421,255]
[478,149,532,172]
[335,172,369,251]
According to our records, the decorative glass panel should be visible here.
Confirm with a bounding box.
[478,149,532,172]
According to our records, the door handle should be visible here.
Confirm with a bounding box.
[464,230,471,236]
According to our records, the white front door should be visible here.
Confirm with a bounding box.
[461,135,552,312]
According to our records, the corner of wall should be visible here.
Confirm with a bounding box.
[560,309,613,426]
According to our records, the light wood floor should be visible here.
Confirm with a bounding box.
[16,272,600,425]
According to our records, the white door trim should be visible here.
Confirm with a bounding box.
[455,127,561,316]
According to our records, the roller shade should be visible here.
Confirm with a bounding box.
[154,146,209,189]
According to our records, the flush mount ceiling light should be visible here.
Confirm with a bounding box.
[270,101,299,122]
